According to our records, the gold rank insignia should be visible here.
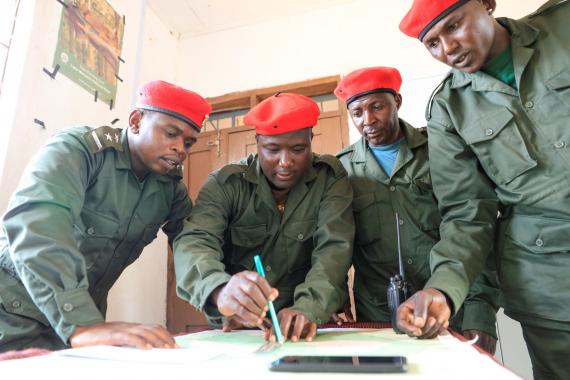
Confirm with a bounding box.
[83,126,124,154]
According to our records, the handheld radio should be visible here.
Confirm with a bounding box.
[387,212,411,334]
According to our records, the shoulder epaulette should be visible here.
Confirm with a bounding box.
[315,154,347,178]
[83,126,123,154]
[425,73,453,121]
[527,0,567,18]
[417,126,428,135]
[335,144,354,159]
[216,162,248,184]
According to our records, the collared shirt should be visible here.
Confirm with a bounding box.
[369,138,403,176]
[173,153,354,326]
[426,0,570,328]
[336,119,498,335]
[0,126,191,343]
[482,44,517,89]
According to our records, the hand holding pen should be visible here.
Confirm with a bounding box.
[211,270,278,330]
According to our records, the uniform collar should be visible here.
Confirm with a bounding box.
[401,119,427,149]
[244,154,318,220]
[449,17,539,91]
[116,127,172,183]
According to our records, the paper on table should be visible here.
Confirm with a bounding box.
[56,345,220,364]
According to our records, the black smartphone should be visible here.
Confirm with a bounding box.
[268,355,408,373]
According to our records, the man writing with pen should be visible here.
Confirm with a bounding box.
[173,93,354,342]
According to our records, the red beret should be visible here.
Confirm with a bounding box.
[136,80,212,132]
[244,93,320,136]
[335,67,402,105]
[399,0,469,41]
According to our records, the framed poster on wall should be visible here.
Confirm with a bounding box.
[53,0,124,106]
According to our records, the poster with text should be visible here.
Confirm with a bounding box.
[54,0,124,106]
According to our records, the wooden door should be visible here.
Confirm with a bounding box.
[166,78,350,334]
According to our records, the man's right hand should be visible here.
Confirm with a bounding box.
[212,271,278,327]
[396,288,451,339]
[70,322,177,349]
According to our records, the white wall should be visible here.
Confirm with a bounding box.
[0,0,178,327]
[0,0,135,210]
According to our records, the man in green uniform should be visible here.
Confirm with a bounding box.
[174,93,354,342]
[0,80,211,351]
[398,1,570,378]
[334,66,498,354]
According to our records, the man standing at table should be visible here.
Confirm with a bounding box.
[0,80,211,351]
[334,66,499,354]
[397,1,570,378]
[174,93,354,342]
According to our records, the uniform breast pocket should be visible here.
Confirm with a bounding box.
[229,224,268,266]
[461,108,537,186]
[410,179,441,239]
[546,67,570,110]
[73,207,120,269]
[501,215,570,321]
[283,220,316,272]
[352,193,381,246]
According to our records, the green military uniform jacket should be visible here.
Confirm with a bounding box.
[0,126,191,347]
[173,153,354,326]
[426,0,570,330]
[336,119,498,336]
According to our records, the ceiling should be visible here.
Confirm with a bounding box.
[147,0,353,39]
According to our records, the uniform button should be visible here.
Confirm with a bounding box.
[265,265,272,272]
[398,219,404,225]
[87,227,95,235]
[554,141,566,149]
[12,300,21,308]
[535,238,544,247]
[524,101,534,109]
[389,186,396,192]
[485,129,494,136]
[407,259,413,265]
[63,303,74,312]
[297,233,304,240]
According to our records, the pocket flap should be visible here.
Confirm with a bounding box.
[506,215,570,254]
[75,207,120,237]
[229,224,267,247]
[462,108,514,144]
[546,68,570,91]
[0,277,50,326]
[283,220,316,242]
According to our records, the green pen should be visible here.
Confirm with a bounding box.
[253,255,284,344]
